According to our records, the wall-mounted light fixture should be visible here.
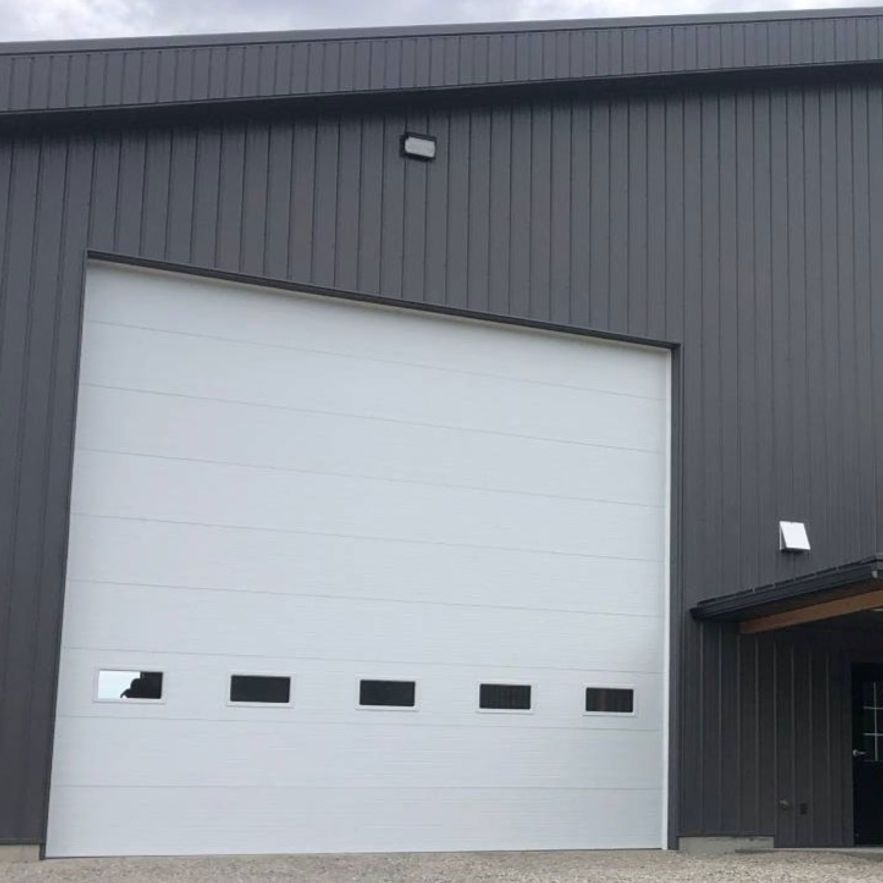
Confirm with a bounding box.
[401,132,437,161]
[779,521,810,552]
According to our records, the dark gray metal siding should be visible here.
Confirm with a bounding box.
[2,71,883,846]
[2,10,883,115]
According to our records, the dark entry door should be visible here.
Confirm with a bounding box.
[852,664,883,845]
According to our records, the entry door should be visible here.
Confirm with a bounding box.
[852,664,883,845]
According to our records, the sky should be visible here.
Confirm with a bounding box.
[0,0,878,43]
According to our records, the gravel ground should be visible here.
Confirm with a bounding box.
[4,850,883,883]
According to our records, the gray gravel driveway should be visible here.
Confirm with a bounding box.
[4,850,883,882]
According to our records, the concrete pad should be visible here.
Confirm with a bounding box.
[0,845,40,862]
[678,836,775,856]
[3,849,883,882]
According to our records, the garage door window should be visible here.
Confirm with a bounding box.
[585,687,635,714]
[229,675,292,705]
[358,679,417,708]
[479,683,532,711]
[96,669,163,702]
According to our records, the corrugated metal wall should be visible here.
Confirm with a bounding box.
[691,623,883,846]
[2,73,883,845]
[2,11,883,115]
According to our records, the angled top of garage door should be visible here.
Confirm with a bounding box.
[47,262,670,857]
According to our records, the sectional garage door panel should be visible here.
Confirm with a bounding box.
[48,789,663,856]
[52,650,667,736]
[81,270,668,401]
[47,262,670,857]
[70,450,664,560]
[56,580,664,671]
[79,320,666,451]
[73,385,665,506]
[65,517,666,617]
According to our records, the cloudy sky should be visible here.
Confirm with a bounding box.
[0,0,877,43]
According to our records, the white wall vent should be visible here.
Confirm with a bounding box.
[779,521,810,552]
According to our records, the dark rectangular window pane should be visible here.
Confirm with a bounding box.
[479,683,531,710]
[359,679,416,707]
[230,675,291,704]
[585,687,634,713]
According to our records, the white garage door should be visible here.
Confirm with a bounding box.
[46,261,671,857]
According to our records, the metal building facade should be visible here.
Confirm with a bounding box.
[3,7,883,851]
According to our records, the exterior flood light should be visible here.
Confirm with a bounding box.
[779,521,810,552]
[401,132,437,160]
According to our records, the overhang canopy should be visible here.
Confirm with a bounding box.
[692,556,883,635]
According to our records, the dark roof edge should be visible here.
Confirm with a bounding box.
[691,555,883,621]
[5,61,877,134]
[2,5,883,56]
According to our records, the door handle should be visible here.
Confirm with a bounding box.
[853,749,869,759]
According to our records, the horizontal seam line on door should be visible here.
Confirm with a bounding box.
[65,577,665,619]
[68,512,665,563]
[79,382,665,455]
[55,713,662,733]
[50,783,664,791]
[84,317,666,403]
[74,446,666,511]
[61,645,663,675]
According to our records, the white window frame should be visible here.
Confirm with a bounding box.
[92,666,166,705]
[225,672,295,708]
[476,680,535,715]
[355,676,419,711]
[583,684,638,717]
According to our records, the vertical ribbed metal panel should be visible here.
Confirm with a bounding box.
[0,132,93,842]
[3,12,883,113]
[2,75,883,846]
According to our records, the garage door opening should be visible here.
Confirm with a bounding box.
[46,261,671,857]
